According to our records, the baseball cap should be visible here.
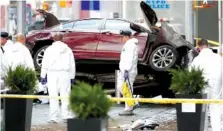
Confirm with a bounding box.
[0,32,9,38]
[120,30,132,37]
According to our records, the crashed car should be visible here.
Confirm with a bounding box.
[26,1,197,96]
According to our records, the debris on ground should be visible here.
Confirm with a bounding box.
[131,119,159,130]
[156,120,177,131]
[29,104,177,131]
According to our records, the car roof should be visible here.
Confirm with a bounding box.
[68,18,148,31]
[71,18,131,22]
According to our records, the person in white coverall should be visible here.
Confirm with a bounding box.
[2,34,13,52]
[40,32,75,123]
[0,33,34,93]
[117,30,139,116]
[189,39,223,131]
[2,33,35,72]
[0,32,9,89]
[0,32,13,54]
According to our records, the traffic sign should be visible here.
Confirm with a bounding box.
[193,0,216,9]
[146,0,170,9]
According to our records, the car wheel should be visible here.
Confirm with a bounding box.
[33,45,49,69]
[149,45,178,71]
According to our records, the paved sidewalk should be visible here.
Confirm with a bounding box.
[0,103,215,130]
[31,104,176,126]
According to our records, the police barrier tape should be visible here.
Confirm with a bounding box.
[0,94,223,104]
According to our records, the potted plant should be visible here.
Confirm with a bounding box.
[68,81,113,131]
[168,66,208,131]
[3,65,38,131]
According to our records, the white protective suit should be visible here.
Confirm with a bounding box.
[40,41,75,121]
[117,38,138,110]
[190,48,223,131]
[3,40,14,52]
[1,42,34,78]
[2,42,35,73]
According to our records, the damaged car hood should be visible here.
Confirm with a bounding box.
[36,9,60,28]
[160,22,196,50]
[140,1,158,29]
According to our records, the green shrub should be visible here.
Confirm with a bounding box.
[3,65,38,94]
[168,66,208,95]
[69,81,113,120]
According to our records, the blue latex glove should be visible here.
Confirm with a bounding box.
[40,77,47,85]
[71,79,75,84]
[124,70,129,81]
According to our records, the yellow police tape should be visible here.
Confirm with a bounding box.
[1,94,223,104]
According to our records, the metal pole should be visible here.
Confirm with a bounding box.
[17,1,26,35]
[218,0,223,101]
[194,2,198,47]
[218,0,223,55]
[185,0,194,45]
[122,0,127,19]
[218,0,223,122]
[115,70,121,104]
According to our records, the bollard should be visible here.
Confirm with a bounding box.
[115,70,121,104]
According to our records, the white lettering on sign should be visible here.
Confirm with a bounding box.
[146,0,170,9]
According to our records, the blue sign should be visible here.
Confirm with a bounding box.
[81,0,100,11]
[146,0,170,9]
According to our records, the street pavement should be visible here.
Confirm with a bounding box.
[31,104,214,130]
[1,103,214,130]
[31,104,176,126]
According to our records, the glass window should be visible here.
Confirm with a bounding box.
[105,20,134,32]
[73,19,101,29]
[51,22,74,30]
[62,22,74,29]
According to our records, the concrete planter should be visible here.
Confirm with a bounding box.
[67,118,108,131]
[3,91,33,131]
[175,94,207,131]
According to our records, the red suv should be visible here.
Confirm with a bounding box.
[26,1,197,95]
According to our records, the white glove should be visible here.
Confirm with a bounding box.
[42,84,48,94]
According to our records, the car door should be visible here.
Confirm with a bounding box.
[96,19,148,60]
[63,19,102,59]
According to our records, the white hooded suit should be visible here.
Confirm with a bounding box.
[3,40,14,52]
[190,48,223,131]
[1,42,34,91]
[2,42,34,73]
[117,38,138,110]
[40,41,75,121]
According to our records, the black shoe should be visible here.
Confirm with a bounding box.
[118,110,134,116]
[133,103,140,111]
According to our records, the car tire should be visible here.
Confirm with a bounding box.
[33,45,49,69]
[149,45,178,72]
